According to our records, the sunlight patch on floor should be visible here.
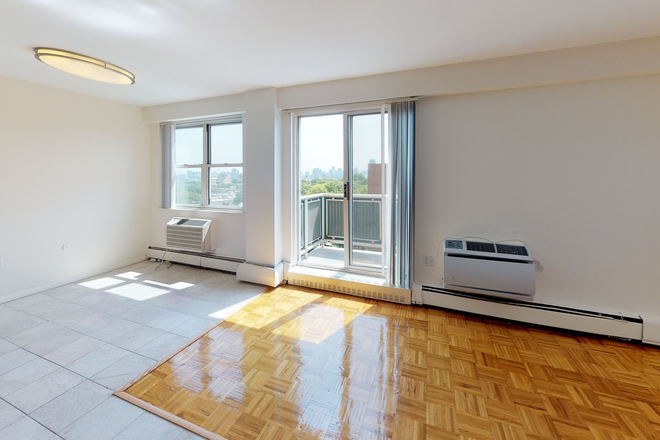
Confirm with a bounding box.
[78,277,125,289]
[144,280,195,290]
[116,271,142,280]
[207,297,255,320]
[106,283,170,301]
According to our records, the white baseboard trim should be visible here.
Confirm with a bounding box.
[0,256,148,305]
[146,246,244,273]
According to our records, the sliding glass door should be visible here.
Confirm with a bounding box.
[298,109,388,275]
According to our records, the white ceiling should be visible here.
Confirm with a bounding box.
[1,0,660,107]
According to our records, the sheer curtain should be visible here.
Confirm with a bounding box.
[160,123,175,209]
[388,101,415,289]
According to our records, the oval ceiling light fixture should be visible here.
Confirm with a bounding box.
[34,47,135,85]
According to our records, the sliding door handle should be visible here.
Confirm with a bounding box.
[344,182,350,199]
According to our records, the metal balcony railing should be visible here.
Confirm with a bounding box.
[300,193,382,253]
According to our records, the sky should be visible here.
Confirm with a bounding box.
[173,115,384,175]
[299,113,385,174]
[175,123,242,165]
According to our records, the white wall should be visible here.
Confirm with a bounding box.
[274,37,660,318]
[243,88,282,267]
[278,35,660,110]
[415,74,660,315]
[145,89,285,267]
[145,93,255,261]
[0,75,151,302]
[141,36,660,322]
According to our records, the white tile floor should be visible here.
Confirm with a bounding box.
[0,260,267,439]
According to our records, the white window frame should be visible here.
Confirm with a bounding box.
[292,103,390,277]
[171,115,244,211]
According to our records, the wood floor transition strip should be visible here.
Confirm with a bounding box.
[115,391,225,440]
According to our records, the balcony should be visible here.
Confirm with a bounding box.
[300,193,382,270]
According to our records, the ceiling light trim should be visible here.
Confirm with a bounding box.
[34,47,135,85]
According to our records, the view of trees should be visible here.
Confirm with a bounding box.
[176,176,201,204]
[175,169,243,207]
[300,173,368,196]
[175,169,369,203]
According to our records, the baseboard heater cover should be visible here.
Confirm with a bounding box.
[288,268,411,305]
[236,263,284,288]
[422,285,643,341]
[146,246,244,273]
[640,313,660,346]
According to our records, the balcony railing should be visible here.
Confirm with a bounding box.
[300,193,382,254]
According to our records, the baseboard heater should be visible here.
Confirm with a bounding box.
[146,246,245,273]
[287,267,411,305]
[421,285,643,341]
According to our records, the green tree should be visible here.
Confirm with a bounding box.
[300,180,312,195]
[300,178,345,196]
[352,173,368,194]
[299,174,370,196]
[325,180,343,194]
[308,183,328,194]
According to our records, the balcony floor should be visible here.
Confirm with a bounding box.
[301,245,382,270]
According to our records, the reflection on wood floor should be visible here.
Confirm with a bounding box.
[117,285,660,439]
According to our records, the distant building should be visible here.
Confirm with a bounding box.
[368,163,383,194]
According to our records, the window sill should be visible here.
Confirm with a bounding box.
[161,206,243,215]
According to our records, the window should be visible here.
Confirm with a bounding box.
[173,117,243,209]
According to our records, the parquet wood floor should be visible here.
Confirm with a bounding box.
[117,285,660,439]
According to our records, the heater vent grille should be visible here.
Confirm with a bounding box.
[166,217,212,252]
[466,241,496,253]
[288,278,407,304]
[496,244,529,256]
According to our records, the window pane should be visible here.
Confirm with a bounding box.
[299,114,343,196]
[175,126,203,165]
[210,123,242,164]
[209,166,243,209]
[352,113,382,195]
[175,168,201,205]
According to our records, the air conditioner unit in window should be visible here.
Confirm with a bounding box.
[166,217,212,252]
[443,238,535,300]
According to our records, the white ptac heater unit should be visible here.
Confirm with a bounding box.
[166,218,212,252]
[443,238,535,300]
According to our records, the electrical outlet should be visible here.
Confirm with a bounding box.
[424,255,436,267]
